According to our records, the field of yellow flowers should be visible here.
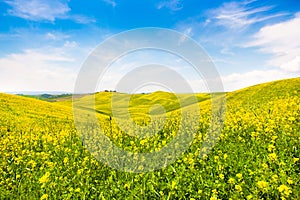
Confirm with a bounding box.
[0,77,299,199]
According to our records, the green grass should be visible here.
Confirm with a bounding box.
[18,93,73,102]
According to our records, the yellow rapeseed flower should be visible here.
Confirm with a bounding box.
[140,139,147,145]
[124,183,130,190]
[39,172,50,184]
[262,163,268,169]
[236,173,242,179]
[219,174,224,180]
[212,189,218,195]
[63,157,69,164]
[223,154,228,160]
[268,144,275,152]
[171,180,177,190]
[210,196,218,200]
[159,191,164,196]
[271,175,278,183]
[228,178,235,185]
[257,181,268,192]
[248,170,254,176]
[287,177,294,185]
[40,194,48,200]
[278,184,291,196]
[235,184,242,192]
[269,153,277,161]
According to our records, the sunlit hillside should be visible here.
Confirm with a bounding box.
[54,91,211,118]
[0,77,299,199]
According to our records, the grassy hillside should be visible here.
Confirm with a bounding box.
[18,93,73,102]
[56,91,211,118]
[0,77,299,199]
[226,77,299,107]
[57,77,299,118]
[0,93,73,136]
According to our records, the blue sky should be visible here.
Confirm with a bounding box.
[0,0,300,92]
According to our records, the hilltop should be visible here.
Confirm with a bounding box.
[1,77,299,119]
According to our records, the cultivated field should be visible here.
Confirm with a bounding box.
[0,77,299,199]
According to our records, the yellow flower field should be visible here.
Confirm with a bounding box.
[0,77,299,199]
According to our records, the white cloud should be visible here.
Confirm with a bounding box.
[97,66,296,93]
[4,0,95,24]
[221,69,296,91]
[45,33,58,40]
[246,12,300,73]
[178,27,193,44]
[157,0,183,11]
[94,49,209,93]
[0,46,81,92]
[208,1,287,30]
[283,56,300,72]
[5,0,70,22]
[103,0,117,7]
[70,15,96,24]
[63,41,78,48]
[220,48,235,55]
[45,32,70,40]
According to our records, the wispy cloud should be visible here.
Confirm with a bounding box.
[0,43,82,92]
[157,0,183,11]
[4,0,95,24]
[5,0,69,22]
[207,1,287,30]
[45,32,70,41]
[103,0,117,7]
[220,48,235,55]
[221,69,296,91]
[178,27,193,44]
[70,15,96,24]
[246,12,300,73]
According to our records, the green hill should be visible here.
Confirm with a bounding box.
[226,77,300,106]
[57,91,211,118]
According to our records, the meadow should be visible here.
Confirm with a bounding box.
[0,77,299,199]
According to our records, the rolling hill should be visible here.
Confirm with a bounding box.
[0,77,299,199]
